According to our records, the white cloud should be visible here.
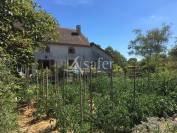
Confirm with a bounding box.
[54,0,93,6]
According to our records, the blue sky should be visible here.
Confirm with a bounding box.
[36,0,177,58]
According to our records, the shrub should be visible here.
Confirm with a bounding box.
[93,96,132,132]
[0,60,18,132]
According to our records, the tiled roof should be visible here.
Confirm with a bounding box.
[55,27,90,47]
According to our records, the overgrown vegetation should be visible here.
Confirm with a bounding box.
[1,1,177,133]
[25,68,176,133]
[0,59,18,133]
[0,0,58,132]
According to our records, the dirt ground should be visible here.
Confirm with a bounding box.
[17,104,58,133]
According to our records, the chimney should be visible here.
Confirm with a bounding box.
[76,25,81,34]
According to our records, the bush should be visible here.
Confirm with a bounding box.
[0,60,18,132]
[0,91,17,133]
[93,96,132,132]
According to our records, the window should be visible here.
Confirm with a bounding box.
[68,59,74,66]
[45,46,50,53]
[68,47,75,54]
[38,60,54,69]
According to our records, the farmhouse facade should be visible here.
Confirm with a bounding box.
[34,25,113,71]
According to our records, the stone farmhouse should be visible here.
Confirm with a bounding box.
[34,25,113,72]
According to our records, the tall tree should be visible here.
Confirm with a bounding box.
[128,25,170,58]
[127,58,138,66]
[105,46,114,55]
[169,45,177,60]
[0,1,59,132]
[105,46,127,68]
[169,40,177,69]
[0,0,59,66]
[128,25,171,74]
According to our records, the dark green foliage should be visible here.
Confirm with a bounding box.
[0,92,17,133]
[0,60,18,133]
[0,2,58,131]
[93,96,131,133]
[0,0,58,66]
[105,46,127,68]
[169,44,177,69]
[169,44,177,59]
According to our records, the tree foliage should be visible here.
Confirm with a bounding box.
[0,58,19,132]
[0,0,59,132]
[128,25,170,58]
[105,46,127,68]
[168,43,177,69]
[0,0,59,65]
[169,44,177,60]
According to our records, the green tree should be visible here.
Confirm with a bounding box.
[0,1,59,132]
[169,45,177,60]
[105,46,114,55]
[127,58,138,66]
[0,0,58,66]
[129,25,171,74]
[128,25,170,58]
[105,46,127,68]
[139,54,167,72]
[169,41,177,69]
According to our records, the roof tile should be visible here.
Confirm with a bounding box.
[57,28,90,46]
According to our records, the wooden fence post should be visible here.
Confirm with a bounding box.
[79,73,84,126]
[89,63,93,133]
